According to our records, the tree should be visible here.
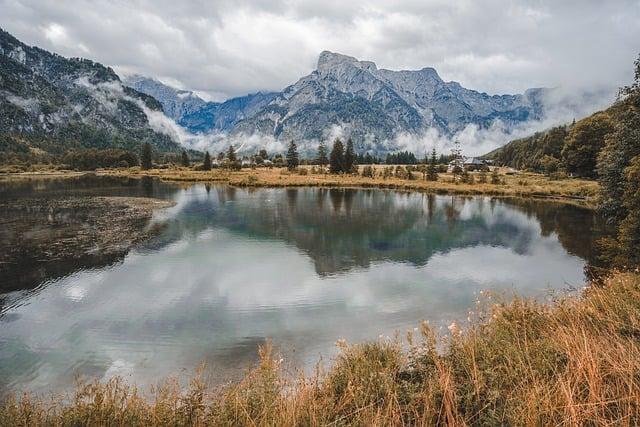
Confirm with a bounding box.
[286,140,299,170]
[259,149,268,160]
[227,145,236,162]
[317,141,328,168]
[203,151,212,171]
[140,142,152,170]
[344,138,356,173]
[597,59,640,225]
[450,140,463,181]
[426,148,438,181]
[540,155,561,176]
[329,139,345,174]
[181,150,190,167]
[617,155,640,265]
[561,113,614,178]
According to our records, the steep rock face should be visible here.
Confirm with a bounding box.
[179,92,278,133]
[123,75,207,122]
[0,29,180,155]
[229,51,545,142]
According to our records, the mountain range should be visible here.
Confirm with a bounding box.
[0,28,611,158]
[127,51,552,145]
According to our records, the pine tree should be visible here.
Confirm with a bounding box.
[286,140,299,171]
[181,150,190,167]
[227,145,236,163]
[317,141,328,168]
[426,148,438,181]
[344,138,355,173]
[203,151,212,171]
[329,139,345,174]
[140,142,152,170]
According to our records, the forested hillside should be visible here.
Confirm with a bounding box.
[0,29,181,164]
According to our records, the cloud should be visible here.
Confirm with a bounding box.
[1,0,638,101]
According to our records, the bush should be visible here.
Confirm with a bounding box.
[361,165,374,178]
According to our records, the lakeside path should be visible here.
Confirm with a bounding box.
[95,166,600,207]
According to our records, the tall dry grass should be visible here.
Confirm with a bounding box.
[2,272,639,426]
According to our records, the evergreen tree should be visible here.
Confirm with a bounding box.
[203,151,212,171]
[286,140,299,170]
[181,150,190,167]
[227,145,236,162]
[426,148,438,181]
[259,149,268,160]
[140,142,152,170]
[329,139,345,174]
[317,141,328,168]
[344,138,356,173]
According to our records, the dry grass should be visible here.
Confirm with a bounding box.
[2,272,639,426]
[98,165,600,204]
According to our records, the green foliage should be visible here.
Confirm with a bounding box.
[386,151,418,165]
[597,97,640,224]
[316,141,328,167]
[540,155,561,176]
[617,156,640,265]
[140,143,152,170]
[64,149,138,171]
[426,148,438,181]
[562,113,614,178]
[203,151,212,171]
[286,140,299,171]
[181,150,190,167]
[329,138,345,174]
[488,125,567,171]
[344,138,356,173]
[226,145,237,163]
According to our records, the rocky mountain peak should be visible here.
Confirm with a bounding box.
[317,50,377,73]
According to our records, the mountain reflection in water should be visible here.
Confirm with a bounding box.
[0,177,607,394]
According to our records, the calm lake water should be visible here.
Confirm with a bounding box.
[0,176,604,394]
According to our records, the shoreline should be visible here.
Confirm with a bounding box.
[98,166,600,208]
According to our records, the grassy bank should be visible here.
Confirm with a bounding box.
[95,165,599,204]
[2,272,638,425]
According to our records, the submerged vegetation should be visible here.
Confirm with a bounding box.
[2,272,639,425]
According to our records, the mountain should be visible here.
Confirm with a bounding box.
[0,29,181,157]
[228,51,547,142]
[123,74,207,123]
[128,51,550,144]
[178,91,278,133]
[124,75,278,134]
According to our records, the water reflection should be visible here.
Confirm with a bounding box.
[0,179,605,394]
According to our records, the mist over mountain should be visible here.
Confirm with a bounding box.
[0,27,614,158]
[129,50,613,156]
[0,29,181,156]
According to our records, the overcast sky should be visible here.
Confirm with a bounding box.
[1,0,638,101]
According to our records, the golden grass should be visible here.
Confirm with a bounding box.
[3,272,639,426]
[98,165,600,205]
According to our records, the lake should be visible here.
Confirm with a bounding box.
[0,176,604,394]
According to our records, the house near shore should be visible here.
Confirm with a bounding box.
[448,157,490,172]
